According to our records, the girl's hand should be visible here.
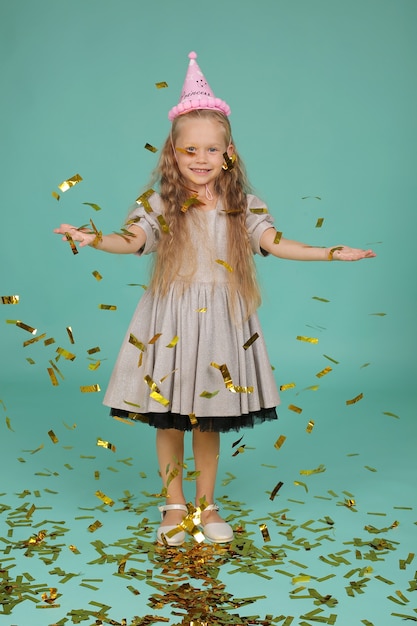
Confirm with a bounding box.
[328,245,376,261]
[53,224,96,248]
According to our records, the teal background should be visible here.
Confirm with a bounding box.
[0,1,416,625]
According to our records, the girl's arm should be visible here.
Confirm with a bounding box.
[259,228,376,261]
[53,223,147,254]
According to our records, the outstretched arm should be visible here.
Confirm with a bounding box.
[53,223,147,255]
[259,228,376,261]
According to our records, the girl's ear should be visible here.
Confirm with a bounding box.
[227,144,235,158]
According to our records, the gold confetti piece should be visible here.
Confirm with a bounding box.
[300,464,326,476]
[243,332,259,350]
[288,404,303,413]
[52,190,60,200]
[280,382,296,391]
[273,231,283,245]
[315,217,324,228]
[259,523,271,542]
[196,307,207,312]
[15,320,37,334]
[83,202,102,211]
[144,142,158,153]
[48,430,59,444]
[270,481,284,500]
[58,173,83,192]
[200,390,220,398]
[47,368,59,386]
[166,335,179,348]
[316,366,332,378]
[369,312,387,316]
[56,347,76,361]
[64,231,78,255]
[6,416,14,431]
[274,435,286,449]
[1,295,19,304]
[306,420,315,433]
[98,304,117,310]
[92,270,102,281]
[95,490,114,507]
[80,384,101,393]
[155,81,168,88]
[216,258,233,272]
[383,411,400,419]
[312,296,330,302]
[44,337,55,346]
[188,413,198,427]
[180,194,205,212]
[88,360,100,371]
[250,207,268,214]
[210,361,253,393]
[129,333,146,351]
[88,520,102,533]
[97,438,116,453]
[148,333,162,344]
[232,445,246,456]
[297,335,318,344]
[87,346,100,354]
[346,392,364,405]
[150,391,170,407]
[294,480,308,492]
[157,214,169,233]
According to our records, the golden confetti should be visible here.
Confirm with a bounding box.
[210,362,253,393]
[6,416,14,431]
[48,430,59,444]
[232,445,245,456]
[80,384,101,393]
[44,337,55,346]
[52,190,60,200]
[66,326,75,343]
[136,188,155,213]
[280,382,296,391]
[150,391,170,407]
[92,270,102,281]
[294,480,308,492]
[87,346,100,354]
[259,523,271,542]
[145,142,158,153]
[97,438,116,453]
[273,231,283,245]
[155,81,168,88]
[98,304,117,310]
[274,435,286,449]
[306,420,315,433]
[312,296,330,303]
[328,246,343,260]
[383,411,400,419]
[15,321,37,335]
[216,259,233,272]
[64,232,78,255]
[323,354,339,364]
[166,335,179,348]
[148,333,162,344]
[369,312,387,316]
[288,404,303,414]
[250,207,268,214]
[346,392,364,405]
[95,490,114,507]
[200,390,220,398]
[270,480,284,500]
[69,544,80,554]
[316,366,332,378]
[189,413,198,426]
[47,368,59,386]
[159,368,178,383]
[315,218,324,228]
[87,520,102,533]
[83,202,102,211]
[300,464,325,476]
[56,347,76,361]
[181,195,205,212]
[129,333,146,351]
[157,214,169,233]
[1,295,19,304]
[196,307,207,313]
[243,332,259,350]
[58,173,82,192]
[297,335,318,344]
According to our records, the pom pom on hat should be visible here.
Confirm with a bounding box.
[168,51,231,121]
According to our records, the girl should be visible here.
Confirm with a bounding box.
[54,52,375,547]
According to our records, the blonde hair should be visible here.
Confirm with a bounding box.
[148,109,261,319]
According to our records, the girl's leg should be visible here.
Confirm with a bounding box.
[156,428,186,526]
[192,429,225,525]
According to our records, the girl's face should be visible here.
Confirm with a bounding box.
[174,117,232,195]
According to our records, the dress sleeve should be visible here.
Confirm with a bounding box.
[125,191,164,256]
[246,194,275,256]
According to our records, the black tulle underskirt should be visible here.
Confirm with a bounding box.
[110,406,278,433]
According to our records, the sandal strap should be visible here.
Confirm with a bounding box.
[158,503,188,518]
[204,503,219,512]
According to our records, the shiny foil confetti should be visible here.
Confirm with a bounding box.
[95,490,114,507]
[15,321,37,334]
[80,384,101,393]
[129,333,146,351]
[155,81,168,88]
[145,143,158,153]
[250,207,268,214]
[346,392,364,405]
[181,195,205,212]
[312,296,330,302]
[64,232,79,255]
[83,201,102,211]
[270,480,284,500]
[66,326,75,343]
[150,391,170,407]
[52,190,60,200]
[274,435,286,449]
[306,420,315,433]
[157,214,169,233]
[98,304,117,310]
[92,270,102,281]
[316,366,332,378]
[166,335,179,348]
[47,368,59,386]
[56,347,76,361]
[87,346,100,354]
[297,335,318,344]
[210,362,253,393]
[273,231,283,245]
[136,188,155,213]
[242,332,259,350]
[44,337,55,346]
[87,520,102,533]
[288,404,303,414]
[315,218,324,228]
[48,430,59,444]
[1,295,19,304]
[58,173,83,192]
[97,438,116,453]
[216,259,233,272]
[280,382,296,391]
[148,333,162,344]
[200,390,219,398]
[259,523,271,542]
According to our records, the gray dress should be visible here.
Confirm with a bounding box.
[103,191,280,432]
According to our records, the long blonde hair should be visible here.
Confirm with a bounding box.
[149,109,261,319]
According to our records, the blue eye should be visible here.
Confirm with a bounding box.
[208,147,218,153]
[185,147,195,153]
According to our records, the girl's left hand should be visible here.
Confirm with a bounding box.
[328,246,376,261]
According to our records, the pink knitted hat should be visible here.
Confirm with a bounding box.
[168,51,231,121]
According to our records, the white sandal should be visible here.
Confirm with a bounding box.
[157,503,188,546]
[200,503,234,544]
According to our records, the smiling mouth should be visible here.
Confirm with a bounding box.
[191,168,210,173]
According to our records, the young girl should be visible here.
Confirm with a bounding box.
[54,52,375,547]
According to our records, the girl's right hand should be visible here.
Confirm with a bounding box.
[53,224,96,248]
